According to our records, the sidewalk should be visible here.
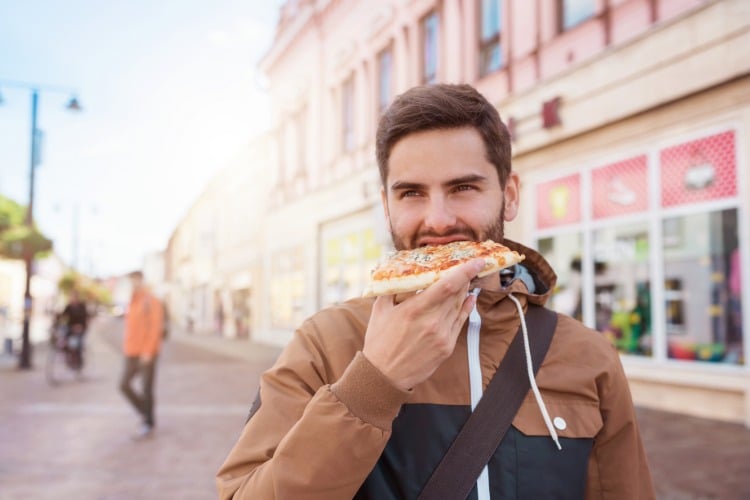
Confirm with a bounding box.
[0,316,281,500]
[0,316,748,499]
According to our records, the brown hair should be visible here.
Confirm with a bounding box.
[376,83,512,187]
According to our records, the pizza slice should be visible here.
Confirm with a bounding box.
[363,240,525,297]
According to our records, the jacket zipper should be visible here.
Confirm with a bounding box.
[467,289,490,500]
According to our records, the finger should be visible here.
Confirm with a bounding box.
[426,258,486,298]
[450,293,477,336]
[371,294,395,314]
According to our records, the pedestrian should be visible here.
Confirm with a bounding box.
[120,270,164,440]
[217,84,655,499]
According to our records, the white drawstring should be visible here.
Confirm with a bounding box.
[467,288,491,500]
[507,293,562,451]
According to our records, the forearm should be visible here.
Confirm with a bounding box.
[217,353,409,499]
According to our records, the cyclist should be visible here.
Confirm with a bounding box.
[59,291,89,369]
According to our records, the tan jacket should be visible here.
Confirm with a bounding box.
[217,241,654,499]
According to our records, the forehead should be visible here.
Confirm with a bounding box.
[387,127,498,184]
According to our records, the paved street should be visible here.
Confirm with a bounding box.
[1,315,749,499]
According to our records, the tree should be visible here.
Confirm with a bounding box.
[0,194,53,259]
[58,269,113,307]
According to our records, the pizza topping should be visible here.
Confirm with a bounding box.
[363,240,525,297]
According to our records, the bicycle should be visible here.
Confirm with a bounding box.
[46,323,87,386]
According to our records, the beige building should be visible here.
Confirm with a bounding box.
[165,135,273,338]
[166,0,749,426]
[252,0,750,426]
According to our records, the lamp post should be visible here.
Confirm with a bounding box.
[0,81,82,369]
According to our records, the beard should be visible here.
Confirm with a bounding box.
[390,205,506,251]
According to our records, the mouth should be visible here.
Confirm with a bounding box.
[417,236,473,247]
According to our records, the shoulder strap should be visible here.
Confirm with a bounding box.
[418,303,558,500]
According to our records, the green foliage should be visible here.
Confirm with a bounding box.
[0,194,53,259]
[58,270,113,306]
[0,195,26,232]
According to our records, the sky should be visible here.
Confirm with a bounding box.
[0,0,283,278]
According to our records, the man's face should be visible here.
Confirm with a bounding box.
[381,127,519,251]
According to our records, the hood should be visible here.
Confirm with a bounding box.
[473,239,558,310]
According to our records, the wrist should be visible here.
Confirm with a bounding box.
[331,352,411,430]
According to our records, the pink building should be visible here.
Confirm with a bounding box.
[255,0,750,425]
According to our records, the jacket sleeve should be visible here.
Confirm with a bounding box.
[143,296,163,357]
[216,318,410,499]
[585,347,655,499]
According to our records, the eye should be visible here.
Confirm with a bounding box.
[453,184,477,193]
[400,190,421,198]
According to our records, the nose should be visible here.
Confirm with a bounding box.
[423,196,457,234]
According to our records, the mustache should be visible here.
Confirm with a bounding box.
[412,228,478,245]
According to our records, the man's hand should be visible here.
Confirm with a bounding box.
[362,258,484,391]
[140,354,154,364]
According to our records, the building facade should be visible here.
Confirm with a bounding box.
[253,0,750,425]
[165,136,273,338]
[166,0,749,425]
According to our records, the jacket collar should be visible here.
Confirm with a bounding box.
[475,239,557,309]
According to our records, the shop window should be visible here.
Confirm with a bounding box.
[421,11,440,84]
[539,233,583,321]
[663,209,743,365]
[479,0,503,77]
[558,0,596,32]
[322,227,383,306]
[535,128,742,367]
[593,223,652,356]
[270,246,306,328]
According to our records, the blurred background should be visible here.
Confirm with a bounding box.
[1,0,749,498]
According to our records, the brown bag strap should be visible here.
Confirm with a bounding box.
[418,303,558,500]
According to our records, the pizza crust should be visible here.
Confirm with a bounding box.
[363,241,524,297]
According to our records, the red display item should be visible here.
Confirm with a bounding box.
[536,173,581,229]
[660,130,737,207]
[592,155,649,219]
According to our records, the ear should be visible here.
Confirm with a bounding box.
[503,172,520,222]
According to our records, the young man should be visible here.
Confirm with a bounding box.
[120,270,164,440]
[217,84,655,499]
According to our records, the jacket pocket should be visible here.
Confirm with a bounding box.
[506,399,602,499]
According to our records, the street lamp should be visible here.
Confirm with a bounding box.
[0,80,82,370]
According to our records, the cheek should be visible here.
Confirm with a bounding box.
[388,209,417,234]
[454,197,501,224]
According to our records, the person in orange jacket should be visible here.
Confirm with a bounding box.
[120,270,164,440]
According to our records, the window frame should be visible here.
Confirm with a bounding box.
[557,0,597,32]
[421,10,440,85]
[478,0,503,77]
[377,44,394,115]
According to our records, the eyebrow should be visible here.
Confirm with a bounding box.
[389,174,489,192]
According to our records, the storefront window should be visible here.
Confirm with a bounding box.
[270,246,306,328]
[322,227,383,307]
[535,128,743,367]
[539,233,583,321]
[663,209,743,365]
[593,223,651,356]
